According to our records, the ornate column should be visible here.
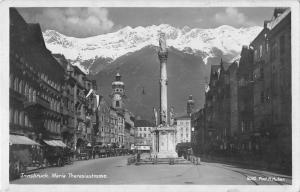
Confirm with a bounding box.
[158,33,168,125]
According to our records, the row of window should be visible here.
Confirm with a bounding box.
[13,52,61,92]
[10,109,32,128]
[44,120,61,134]
[241,120,253,133]
[138,133,151,138]
[11,76,36,101]
[179,139,190,143]
[178,121,190,126]
[39,72,61,91]
[179,134,190,139]
[10,109,60,133]
[137,127,152,132]
[178,127,190,132]
[253,34,287,62]
[11,76,61,113]
[270,34,288,62]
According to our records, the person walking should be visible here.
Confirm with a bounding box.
[137,151,141,162]
[92,148,96,159]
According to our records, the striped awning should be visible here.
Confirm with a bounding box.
[9,134,40,146]
[43,140,67,148]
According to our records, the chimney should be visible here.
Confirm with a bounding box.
[273,8,286,18]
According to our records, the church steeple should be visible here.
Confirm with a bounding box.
[111,72,125,109]
[187,95,195,116]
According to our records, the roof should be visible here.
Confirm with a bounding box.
[175,114,191,120]
[135,120,155,127]
[73,65,86,75]
[10,8,65,84]
[267,8,291,30]
[210,65,220,75]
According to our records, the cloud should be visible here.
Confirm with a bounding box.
[20,8,114,37]
[214,8,256,27]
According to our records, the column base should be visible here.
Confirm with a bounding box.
[152,152,178,158]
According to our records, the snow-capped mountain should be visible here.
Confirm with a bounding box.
[42,24,262,74]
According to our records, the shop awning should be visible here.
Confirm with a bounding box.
[55,140,67,148]
[9,134,40,146]
[43,140,67,148]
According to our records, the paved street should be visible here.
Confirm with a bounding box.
[11,155,291,185]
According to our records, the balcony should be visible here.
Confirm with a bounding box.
[38,79,60,95]
[24,95,50,110]
[10,88,26,102]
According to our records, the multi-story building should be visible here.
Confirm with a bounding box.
[189,8,291,172]
[265,8,291,168]
[109,108,118,144]
[237,46,254,151]
[116,111,125,147]
[203,60,231,150]
[124,110,135,150]
[98,98,110,145]
[191,108,205,154]
[52,54,75,147]
[10,8,65,144]
[134,120,154,146]
[204,65,220,146]
[250,22,271,152]
[216,60,231,149]
[63,63,98,151]
[228,62,239,139]
[175,115,191,144]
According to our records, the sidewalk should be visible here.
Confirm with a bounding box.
[198,154,291,176]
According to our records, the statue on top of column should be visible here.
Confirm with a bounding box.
[159,32,167,53]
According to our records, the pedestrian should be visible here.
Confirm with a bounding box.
[137,151,141,162]
[92,148,96,159]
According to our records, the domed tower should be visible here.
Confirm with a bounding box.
[111,73,125,109]
[187,95,195,116]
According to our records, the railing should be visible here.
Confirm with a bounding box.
[24,95,50,109]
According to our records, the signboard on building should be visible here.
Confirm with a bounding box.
[135,145,150,150]
[130,144,135,150]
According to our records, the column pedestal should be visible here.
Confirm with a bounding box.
[151,125,177,158]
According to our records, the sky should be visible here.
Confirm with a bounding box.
[17,7,275,38]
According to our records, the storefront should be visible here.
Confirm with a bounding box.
[9,134,41,180]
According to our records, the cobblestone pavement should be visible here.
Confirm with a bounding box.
[10,155,292,185]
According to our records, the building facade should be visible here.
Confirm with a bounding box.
[10,9,99,155]
[191,7,291,172]
[175,115,191,144]
[134,120,154,146]
[98,98,110,145]
[10,8,65,144]
[237,46,254,151]
[191,108,205,154]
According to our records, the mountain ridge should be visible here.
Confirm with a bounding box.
[42,24,262,74]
